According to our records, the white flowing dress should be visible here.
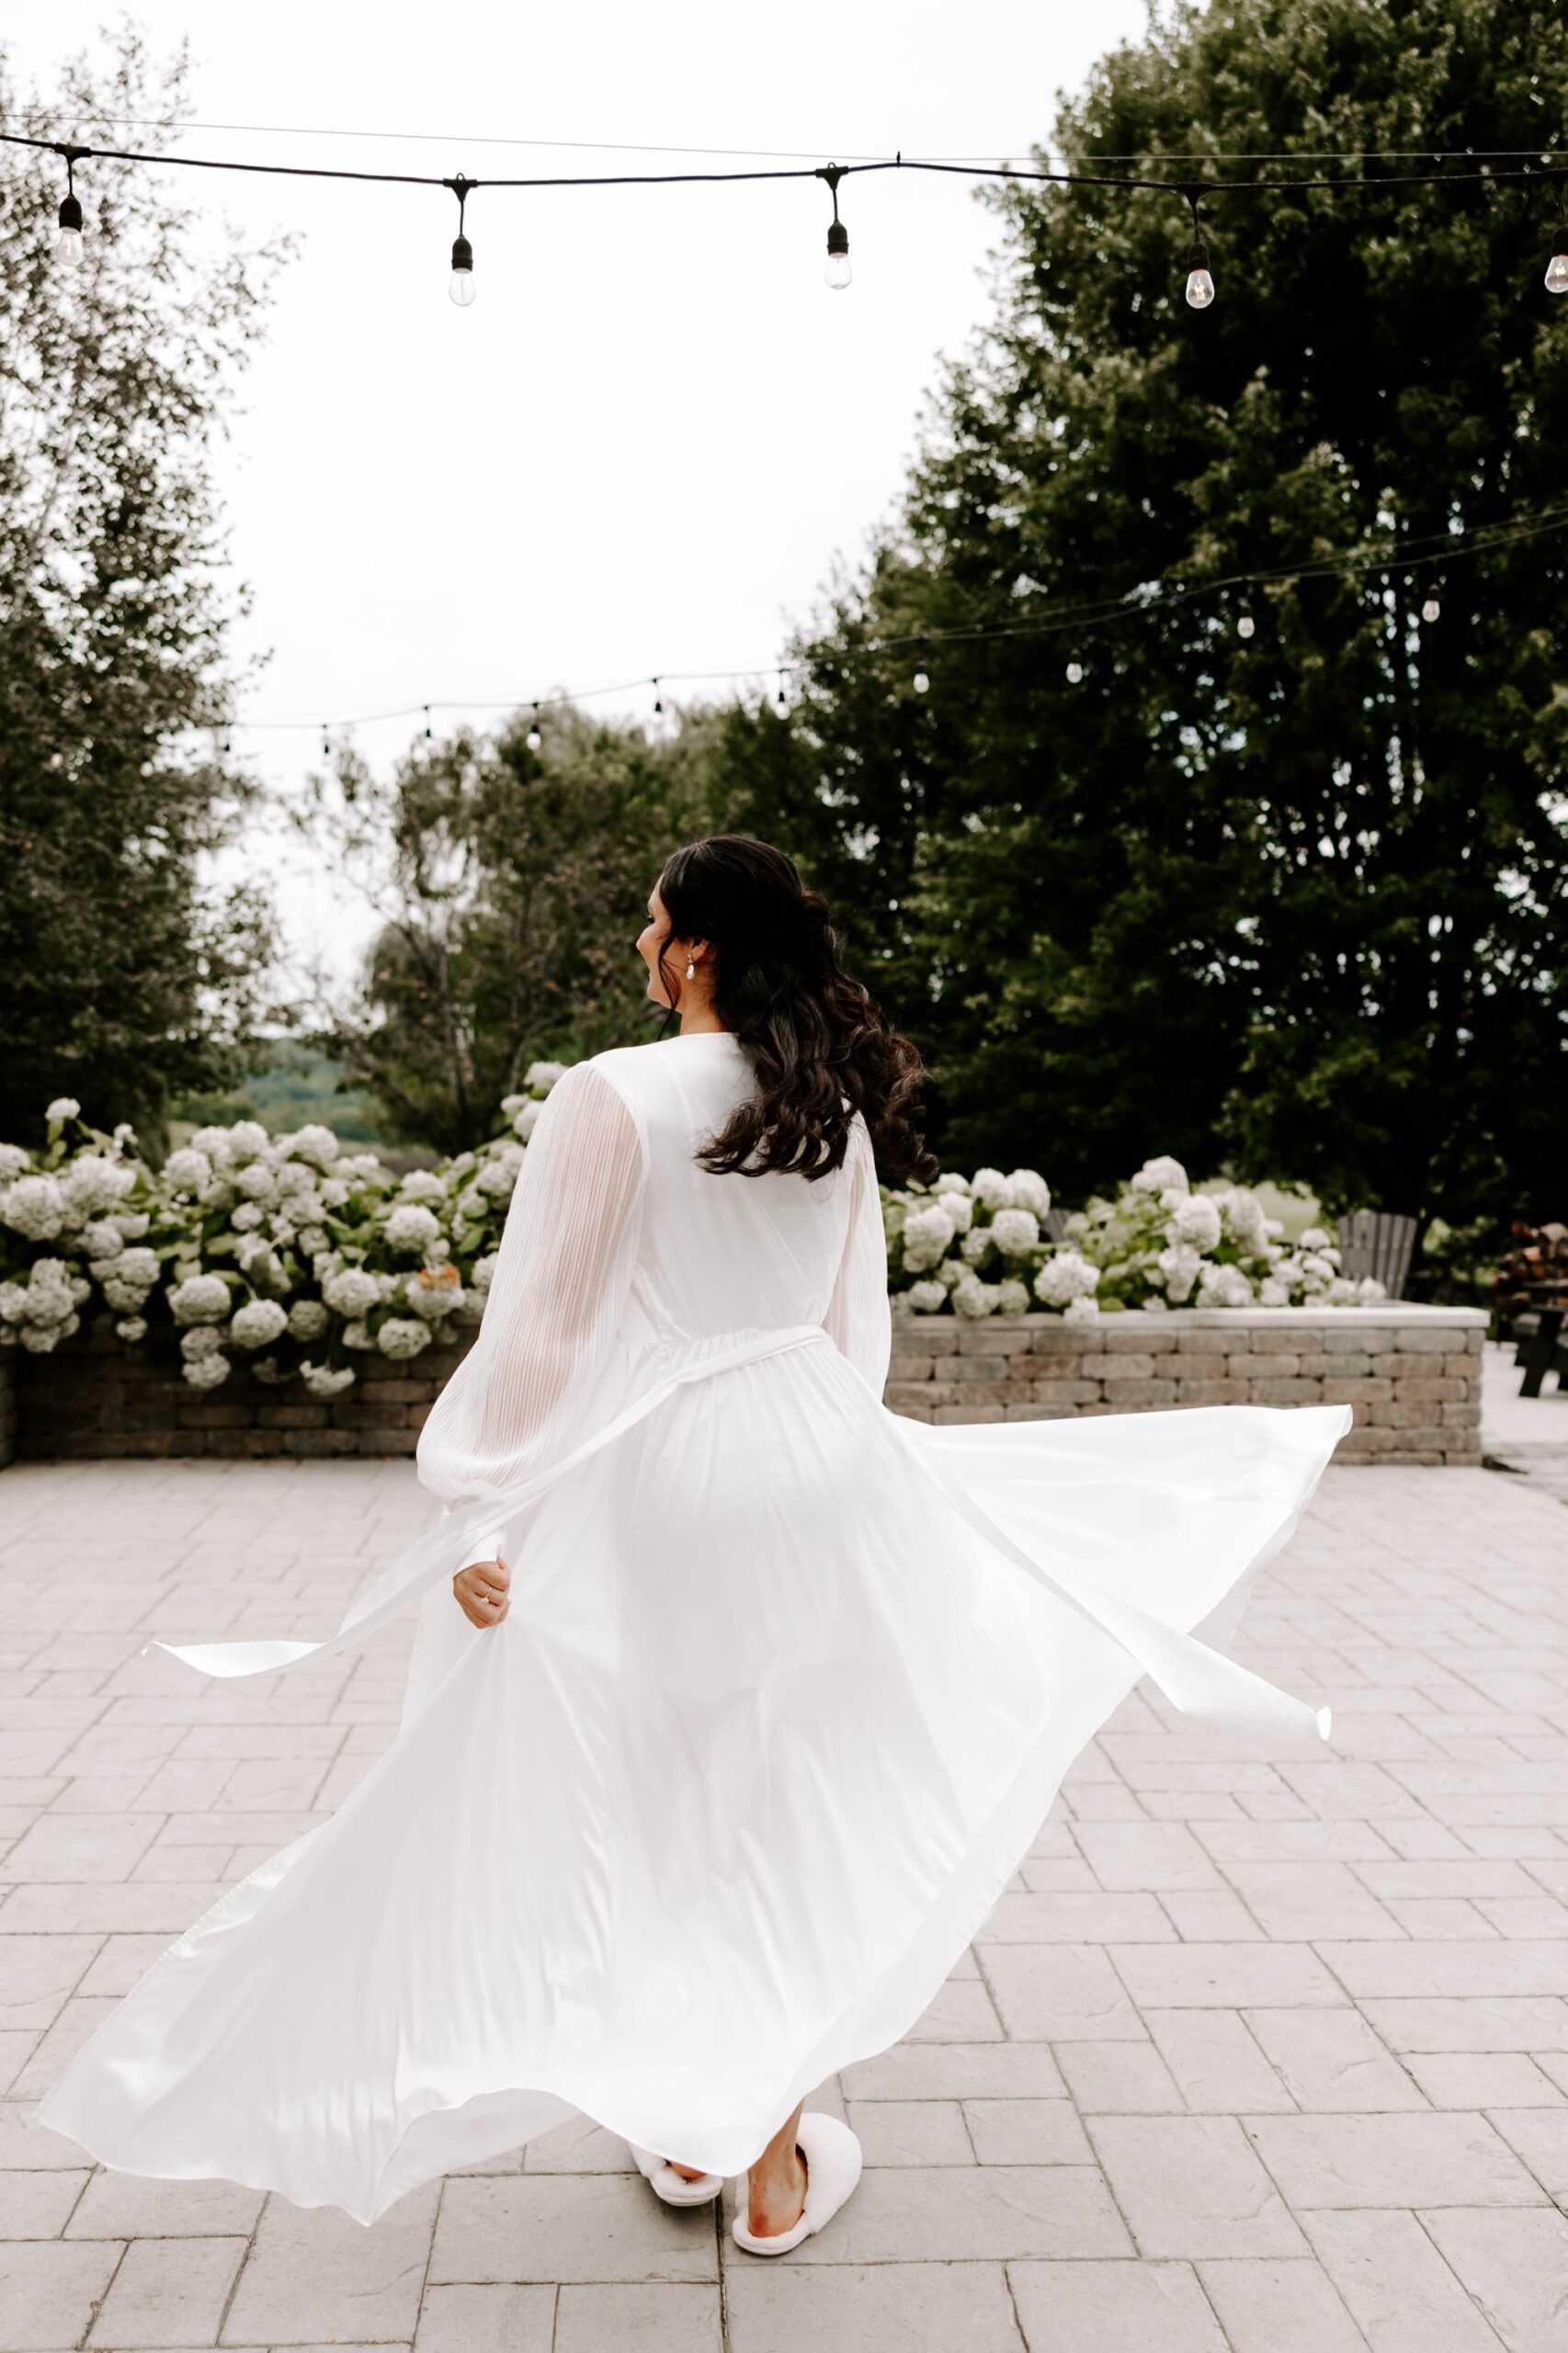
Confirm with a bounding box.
[31,1031,1350,2224]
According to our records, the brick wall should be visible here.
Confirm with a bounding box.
[885,1305,1486,1466]
[0,1302,1486,1468]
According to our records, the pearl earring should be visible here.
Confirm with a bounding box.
[685,956,695,980]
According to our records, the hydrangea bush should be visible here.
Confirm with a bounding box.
[884,1154,1384,1321]
[0,1067,571,1394]
[3,1084,1386,1384]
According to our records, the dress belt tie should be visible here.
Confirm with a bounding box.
[142,1322,834,1684]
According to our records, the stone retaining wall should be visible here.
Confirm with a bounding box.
[0,1303,1486,1468]
[885,1305,1486,1466]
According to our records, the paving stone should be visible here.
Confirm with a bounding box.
[725,2260,1026,2351]
[1052,2040,1185,2113]
[222,2181,440,2341]
[1110,1941,1347,2009]
[1085,2115,1308,2257]
[0,2240,121,2353]
[1007,2256,1227,2352]
[838,2041,1066,2102]
[760,2162,1131,2263]
[1242,2006,1429,2111]
[85,2232,247,2347]
[842,2098,972,2166]
[1401,2052,1567,2109]
[961,2097,1094,2164]
[1299,2208,1506,2353]
[412,2281,555,2351]
[1483,2109,1568,2197]
[1418,2205,1568,2352]
[1142,2009,1295,2113]
[553,2281,722,2351]
[1195,2256,1372,2350]
[428,2175,716,2283]
[1242,2112,1549,2208]
[981,1945,1146,2040]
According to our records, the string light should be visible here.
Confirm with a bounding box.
[1065,658,1084,683]
[14,126,1568,313]
[652,676,663,715]
[448,174,476,306]
[525,703,542,750]
[1421,590,1441,622]
[818,163,851,290]
[423,705,433,739]
[912,646,930,692]
[1236,608,1256,638]
[775,672,789,716]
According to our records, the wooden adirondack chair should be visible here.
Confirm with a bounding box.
[1335,1210,1419,1301]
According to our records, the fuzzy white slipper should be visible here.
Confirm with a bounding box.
[628,2142,725,2205]
[730,2112,863,2256]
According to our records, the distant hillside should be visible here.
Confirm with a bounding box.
[169,1043,431,1161]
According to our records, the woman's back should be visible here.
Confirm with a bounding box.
[594,1031,862,1347]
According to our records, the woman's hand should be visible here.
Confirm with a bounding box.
[453,1557,510,1628]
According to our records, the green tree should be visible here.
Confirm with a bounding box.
[301,704,740,1153]
[0,29,286,1152]
[728,0,1568,1245]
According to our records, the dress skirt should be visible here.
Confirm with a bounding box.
[30,1325,1349,2224]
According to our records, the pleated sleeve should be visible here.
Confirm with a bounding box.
[415,1058,648,1554]
[822,1108,892,1398]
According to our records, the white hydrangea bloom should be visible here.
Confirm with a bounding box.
[1257,1277,1290,1306]
[46,1097,81,1122]
[1299,1226,1333,1251]
[288,1299,330,1341]
[471,1253,500,1293]
[231,1299,290,1350]
[900,1201,957,1273]
[376,1315,432,1359]
[19,1313,79,1351]
[1168,1193,1222,1252]
[318,1178,350,1211]
[0,1283,30,1327]
[288,1123,340,1169]
[996,1276,1032,1315]
[61,1156,135,1219]
[273,1160,315,1199]
[937,1258,966,1290]
[182,1352,232,1390]
[110,1209,150,1241]
[1142,1294,1169,1312]
[1357,1275,1387,1302]
[99,1246,159,1311]
[1006,1169,1051,1218]
[1196,1263,1255,1309]
[1156,1243,1202,1302]
[324,1268,381,1318]
[932,1170,971,1198]
[341,1319,376,1350]
[226,1120,270,1161]
[513,1099,545,1142]
[1299,1251,1336,1284]
[990,1207,1040,1256]
[236,1161,279,1206]
[1062,1294,1101,1328]
[960,1225,992,1265]
[180,1325,226,1361]
[79,1219,125,1259]
[198,1178,237,1211]
[1217,1186,1270,1253]
[398,1169,447,1203]
[189,1125,233,1160]
[168,1273,231,1325]
[161,1147,211,1193]
[524,1060,568,1092]
[407,1268,465,1323]
[0,1143,29,1179]
[970,1167,1015,1210]
[1034,1249,1100,1307]
[232,1201,264,1231]
[952,1272,1000,1318]
[1,1175,66,1239]
[1131,1154,1189,1196]
[903,1279,948,1313]
[115,1316,149,1342]
[301,1361,356,1398]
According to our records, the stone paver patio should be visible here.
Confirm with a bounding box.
[2,1341,1566,2351]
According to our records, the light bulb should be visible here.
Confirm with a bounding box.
[774,686,789,717]
[825,220,851,290]
[1422,596,1440,623]
[55,191,85,270]
[1547,236,1568,294]
[449,233,475,307]
[1237,614,1256,639]
[1185,233,1214,310]
[913,667,929,694]
[526,724,542,751]
[1065,660,1083,684]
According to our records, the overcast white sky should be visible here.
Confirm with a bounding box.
[13,1,1147,983]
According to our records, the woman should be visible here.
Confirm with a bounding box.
[31,834,1349,2255]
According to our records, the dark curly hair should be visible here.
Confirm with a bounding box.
[653,834,938,1183]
